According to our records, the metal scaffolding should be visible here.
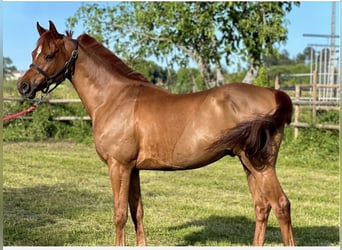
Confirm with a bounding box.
[302,2,340,102]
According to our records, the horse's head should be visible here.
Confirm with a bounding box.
[17,20,78,99]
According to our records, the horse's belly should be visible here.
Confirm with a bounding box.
[136,141,227,171]
[136,156,224,171]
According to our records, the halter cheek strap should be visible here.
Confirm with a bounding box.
[30,40,79,94]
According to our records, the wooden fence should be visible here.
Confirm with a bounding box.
[3,97,91,121]
[275,72,340,138]
[4,82,340,139]
[291,84,339,138]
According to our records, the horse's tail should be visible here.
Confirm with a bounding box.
[209,90,293,169]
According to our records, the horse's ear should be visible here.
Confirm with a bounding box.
[49,20,58,34]
[49,20,63,38]
[37,22,47,36]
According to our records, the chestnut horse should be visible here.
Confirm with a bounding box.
[17,21,295,246]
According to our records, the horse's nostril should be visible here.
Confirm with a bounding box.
[20,82,31,94]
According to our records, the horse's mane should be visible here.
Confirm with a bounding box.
[76,34,149,83]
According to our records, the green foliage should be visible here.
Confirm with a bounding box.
[3,79,18,96]
[254,65,269,87]
[226,70,247,83]
[280,127,339,170]
[317,110,340,124]
[269,64,311,86]
[129,59,167,84]
[3,101,92,143]
[67,2,299,87]
[173,67,205,93]
[3,57,17,79]
[3,80,92,143]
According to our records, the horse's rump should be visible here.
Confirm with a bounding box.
[209,90,293,169]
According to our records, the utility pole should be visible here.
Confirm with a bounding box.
[328,2,336,85]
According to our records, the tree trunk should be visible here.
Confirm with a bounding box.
[215,61,225,86]
[211,35,225,86]
[243,64,259,84]
[176,44,212,90]
[197,56,212,89]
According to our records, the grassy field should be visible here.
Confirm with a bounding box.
[3,139,339,246]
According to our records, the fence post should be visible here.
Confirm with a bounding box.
[274,74,280,90]
[312,70,317,124]
[294,85,300,139]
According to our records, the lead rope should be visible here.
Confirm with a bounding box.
[3,95,44,122]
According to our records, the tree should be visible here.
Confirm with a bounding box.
[68,2,299,88]
[175,67,204,93]
[264,49,295,66]
[129,58,167,85]
[3,57,17,80]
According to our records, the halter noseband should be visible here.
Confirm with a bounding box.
[30,40,79,94]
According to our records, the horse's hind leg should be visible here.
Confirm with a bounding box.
[243,164,271,246]
[256,167,294,246]
[128,168,147,246]
[241,154,295,246]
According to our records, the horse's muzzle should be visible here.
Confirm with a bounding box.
[18,81,37,99]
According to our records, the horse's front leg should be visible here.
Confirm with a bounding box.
[129,168,147,246]
[108,157,132,246]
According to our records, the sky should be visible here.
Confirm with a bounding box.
[3,1,341,71]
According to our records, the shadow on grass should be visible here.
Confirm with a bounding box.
[168,215,339,246]
[4,184,339,246]
[3,183,112,246]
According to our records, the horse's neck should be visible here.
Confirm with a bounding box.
[70,46,128,119]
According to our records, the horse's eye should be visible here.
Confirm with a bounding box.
[45,54,55,61]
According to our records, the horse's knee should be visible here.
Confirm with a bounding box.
[273,195,291,222]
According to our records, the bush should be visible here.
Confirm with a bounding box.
[3,101,92,143]
[281,127,339,170]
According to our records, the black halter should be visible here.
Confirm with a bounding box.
[30,40,79,94]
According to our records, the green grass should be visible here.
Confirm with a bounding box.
[3,139,339,246]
